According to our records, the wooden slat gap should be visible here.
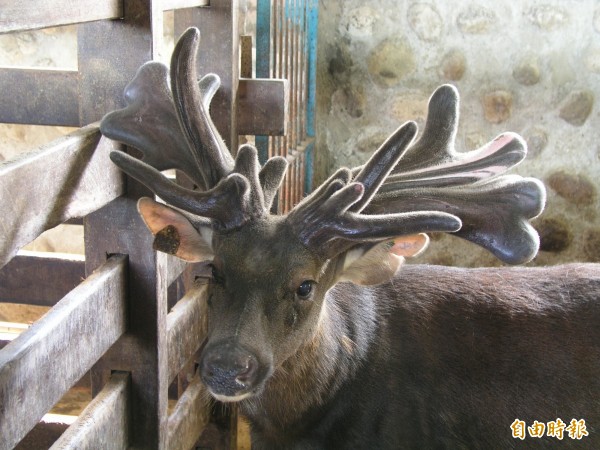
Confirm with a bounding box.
[0,255,128,450]
[49,372,130,450]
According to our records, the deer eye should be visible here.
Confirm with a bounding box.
[296,280,315,300]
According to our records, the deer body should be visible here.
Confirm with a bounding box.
[241,263,600,449]
[99,28,600,448]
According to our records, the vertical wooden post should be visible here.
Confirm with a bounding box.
[79,1,170,448]
[174,0,240,154]
[175,3,241,448]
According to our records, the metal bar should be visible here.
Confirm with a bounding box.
[256,0,271,79]
[240,35,253,79]
[304,140,314,195]
[0,255,127,450]
[305,0,318,140]
[255,0,272,163]
[304,0,318,193]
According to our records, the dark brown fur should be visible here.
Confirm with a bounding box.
[241,263,600,449]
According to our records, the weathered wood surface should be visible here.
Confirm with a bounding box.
[175,0,240,153]
[0,0,122,33]
[163,0,209,10]
[79,3,174,446]
[77,3,164,126]
[0,68,79,127]
[237,78,289,136]
[0,255,127,450]
[165,253,187,289]
[50,372,130,450]
[167,374,211,450]
[167,283,207,382]
[0,124,123,270]
[0,251,85,306]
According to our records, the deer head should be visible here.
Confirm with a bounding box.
[100,28,545,402]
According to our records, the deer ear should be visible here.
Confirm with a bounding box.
[137,197,214,262]
[336,234,429,285]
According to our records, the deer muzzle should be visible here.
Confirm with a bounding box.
[199,340,267,401]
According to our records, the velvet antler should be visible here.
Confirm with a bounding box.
[287,85,545,264]
[100,28,287,230]
[101,27,544,265]
[287,122,463,259]
[368,85,546,264]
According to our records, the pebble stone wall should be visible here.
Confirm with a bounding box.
[315,0,600,266]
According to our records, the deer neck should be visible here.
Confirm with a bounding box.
[240,283,378,436]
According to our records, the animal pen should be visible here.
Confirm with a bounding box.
[0,0,317,448]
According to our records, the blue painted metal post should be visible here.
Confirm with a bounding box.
[255,0,318,194]
[304,0,318,194]
[255,0,271,165]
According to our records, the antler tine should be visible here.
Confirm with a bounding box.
[233,144,266,217]
[350,121,417,213]
[288,120,462,259]
[100,62,206,189]
[110,151,250,230]
[291,167,353,213]
[369,176,546,264]
[384,84,527,189]
[289,178,461,259]
[171,27,235,189]
[259,156,288,211]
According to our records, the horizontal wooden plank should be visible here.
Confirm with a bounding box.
[0,124,124,270]
[0,0,122,33]
[0,68,79,126]
[0,251,85,306]
[167,374,210,450]
[163,0,209,10]
[237,78,289,136]
[50,372,130,450]
[0,255,127,450]
[167,284,207,382]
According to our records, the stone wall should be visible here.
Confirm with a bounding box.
[316,0,600,266]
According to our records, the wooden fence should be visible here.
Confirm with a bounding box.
[0,0,317,448]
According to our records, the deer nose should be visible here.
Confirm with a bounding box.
[200,342,260,399]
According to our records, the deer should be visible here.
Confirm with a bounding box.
[100,28,600,449]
